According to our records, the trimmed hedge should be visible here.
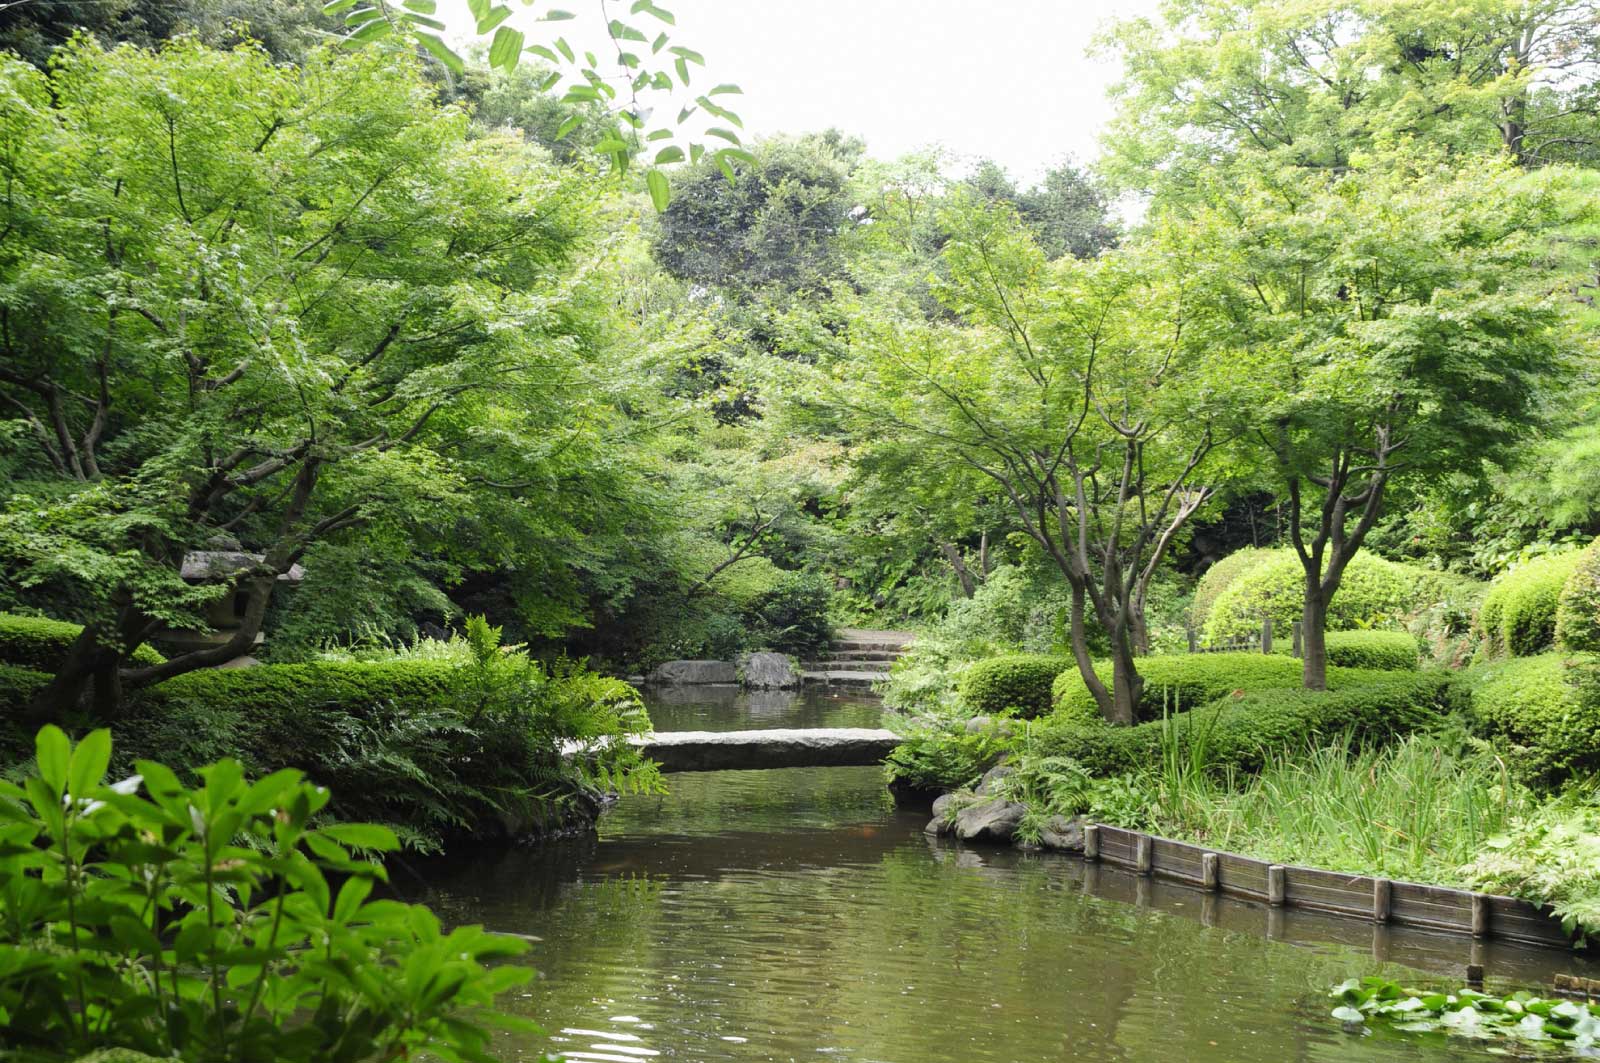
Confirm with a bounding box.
[959,654,1075,719]
[1190,547,1273,632]
[1478,552,1583,657]
[0,613,164,672]
[1050,651,1405,724]
[1555,540,1600,653]
[1037,672,1451,778]
[1288,630,1420,672]
[1453,653,1600,786]
[1201,549,1474,645]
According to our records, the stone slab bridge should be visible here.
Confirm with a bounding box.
[629,728,900,772]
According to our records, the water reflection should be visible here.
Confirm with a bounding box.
[641,685,883,732]
[398,691,1600,1062]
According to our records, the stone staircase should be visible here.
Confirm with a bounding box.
[800,628,914,690]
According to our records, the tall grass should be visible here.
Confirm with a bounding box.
[1148,730,1533,885]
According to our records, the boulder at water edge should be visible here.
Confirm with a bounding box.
[740,651,800,690]
[953,797,1027,842]
[648,659,738,685]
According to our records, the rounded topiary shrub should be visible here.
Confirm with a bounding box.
[957,654,1074,719]
[1556,540,1600,654]
[1454,653,1600,786]
[0,613,164,672]
[1202,550,1466,646]
[1477,551,1583,658]
[1190,547,1273,632]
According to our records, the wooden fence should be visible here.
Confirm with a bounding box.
[1082,824,1578,951]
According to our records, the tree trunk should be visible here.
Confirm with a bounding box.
[1129,594,1151,657]
[938,542,977,599]
[23,625,101,726]
[1066,583,1114,720]
[1300,586,1329,691]
[1107,635,1142,727]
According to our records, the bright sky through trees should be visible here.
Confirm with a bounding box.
[446,0,1161,180]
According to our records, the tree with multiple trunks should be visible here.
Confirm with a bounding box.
[796,196,1248,725]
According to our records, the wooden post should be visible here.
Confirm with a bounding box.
[1372,879,1392,924]
[1267,864,1287,906]
[1261,617,1273,655]
[1083,824,1100,861]
[1471,894,1490,938]
[1292,621,1303,659]
[1201,891,1219,928]
[1201,852,1220,891]
[1466,963,1485,987]
[1135,834,1153,875]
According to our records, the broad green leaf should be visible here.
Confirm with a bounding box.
[415,32,464,75]
[318,822,399,851]
[555,114,583,140]
[708,83,742,96]
[653,145,684,164]
[488,26,525,70]
[646,168,670,211]
[401,0,436,11]
[475,4,511,34]
[35,726,69,792]
[705,126,741,146]
[66,728,111,800]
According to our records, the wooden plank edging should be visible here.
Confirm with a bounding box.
[1082,824,1578,951]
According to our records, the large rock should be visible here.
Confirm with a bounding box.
[648,659,738,685]
[741,651,800,690]
[1036,815,1084,852]
[953,797,1027,843]
[975,763,1013,796]
[925,792,959,836]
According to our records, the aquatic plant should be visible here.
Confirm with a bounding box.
[1330,977,1600,1052]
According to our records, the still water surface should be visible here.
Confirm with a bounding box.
[403,688,1600,1062]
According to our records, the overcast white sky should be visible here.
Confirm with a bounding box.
[454,1,1164,183]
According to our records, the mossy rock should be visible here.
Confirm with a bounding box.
[1478,552,1583,657]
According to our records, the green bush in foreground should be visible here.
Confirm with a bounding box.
[0,725,536,1062]
[0,612,164,671]
[1478,551,1583,657]
[958,654,1075,718]
[1454,653,1600,786]
[1049,651,1410,724]
[1556,539,1600,653]
[1036,672,1450,778]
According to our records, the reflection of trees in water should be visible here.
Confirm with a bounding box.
[640,687,884,732]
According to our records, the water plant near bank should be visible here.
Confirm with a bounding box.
[1330,977,1600,1053]
[0,726,541,1063]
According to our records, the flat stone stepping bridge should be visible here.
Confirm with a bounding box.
[630,727,900,772]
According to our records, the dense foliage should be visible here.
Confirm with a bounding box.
[0,725,537,1062]
[1454,653,1600,787]
[956,655,1075,720]
[1556,540,1600,654]
[1477,552,1585,657]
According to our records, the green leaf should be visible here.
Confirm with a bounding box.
[541,8,577,20]
[653,145,684,164]
[35,726,69,792]
[555,36,575,62]
[415,32,464,75]
[487,25,524,69]
[475,5,511,34]
[66,728,111,800]
[526,43,559,63]
[646,168,671,211]
[705,126,741,146]
[323,0,360,14]
[668,45,704,64]
[708,83,742,96]
[675,56,689,85]
[401,0,435,10]
[555,114,583,140]
[651,31,668,54]
[631,0,675,23]
[318,822,399,852]
[1332,1006,1366,1024]
[466,0,489,20]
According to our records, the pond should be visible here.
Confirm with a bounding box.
[399,688,1600,1062]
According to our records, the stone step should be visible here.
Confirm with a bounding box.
[823,649,900,662]
[830,640,909,654]
[803,659,893,674]
[800,669,885,688]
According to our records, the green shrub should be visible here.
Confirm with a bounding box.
[1297,630,1420,671]
[1202,550,1467,645]
[1050,651,1406,724]
[1478,551,1583,657]
[0,725,538,1063]
[744,570,834,658]
[1454,653,1600,786]
[1037,672,1450,778]
[958,654,1075,718]
[1556,540,1600,653]
[1190,547,1273,631]
[0,612,164,671]
[883,725,1006,791]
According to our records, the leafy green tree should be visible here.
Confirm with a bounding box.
[798,197,1243,724]
[0,0,333,66]
[0,39,637,720]
[967,158,1119,260]
[1188,157,1580,688]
